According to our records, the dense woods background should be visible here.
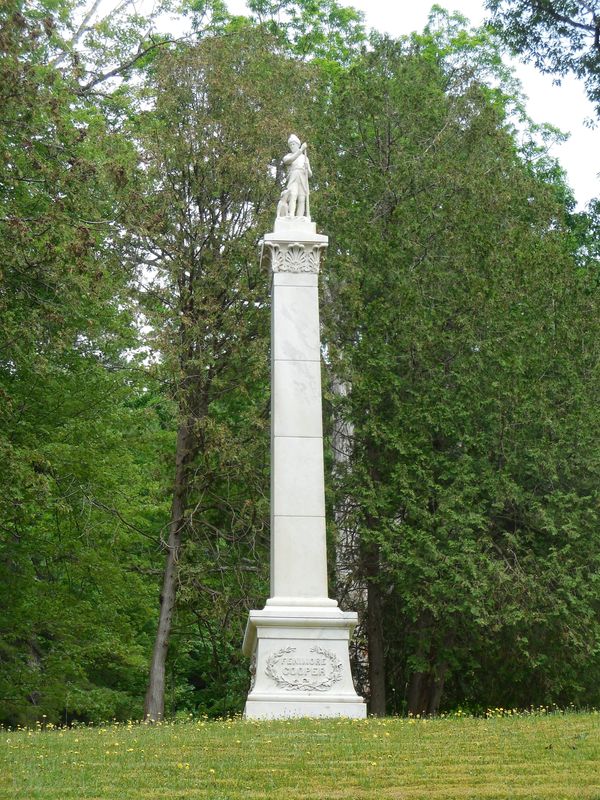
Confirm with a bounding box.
[1,0,599,725]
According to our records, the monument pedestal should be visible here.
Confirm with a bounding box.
[243,606,365,719]
[243,215,366,719]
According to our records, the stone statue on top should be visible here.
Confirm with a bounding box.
[282,134,312,219]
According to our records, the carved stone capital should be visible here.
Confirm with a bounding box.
[265,241,328,274]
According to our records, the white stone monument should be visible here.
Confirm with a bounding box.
[242,135,366,719]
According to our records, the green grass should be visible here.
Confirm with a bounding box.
[1,712,599,799]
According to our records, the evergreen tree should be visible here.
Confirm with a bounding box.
[318,16,600,715]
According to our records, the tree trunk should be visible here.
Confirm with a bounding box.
[364,540,386,716]
[406,619,449,717]
[407,664,448,716]
[428,663,447,715]
[407,670,423,715]
[143,421,193,721]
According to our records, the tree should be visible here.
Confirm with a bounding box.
[0,0,163,725]
[122,29,317,720]
[245,0,365,63]
[317,15,600,715]
[183,0,366,64]
[3,0,598,725]
[485,0,600,115]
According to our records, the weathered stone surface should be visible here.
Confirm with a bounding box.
[271,282,321,362]
[270,516,328,599]
[272,359,323,439]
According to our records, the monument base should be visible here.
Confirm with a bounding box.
[242,605,366,720]
[244,698,366,719]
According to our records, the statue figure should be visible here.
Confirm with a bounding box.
[282,134,312,219]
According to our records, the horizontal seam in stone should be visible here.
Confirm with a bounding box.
[271,514,326,518]
[272,357,321,363]
[272,434,322,439]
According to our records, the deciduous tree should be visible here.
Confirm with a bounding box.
[123,30,316,720]
[486,0,600,116]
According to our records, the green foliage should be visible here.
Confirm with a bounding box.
[0,0,163,726]
[318,24,600,714]
[1,0,599,725]
[247,0,366,63]
[124,29,321,718]
[485,0,600,117]
[183,0,366,66]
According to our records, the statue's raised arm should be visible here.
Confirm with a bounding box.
[282,134,312,219]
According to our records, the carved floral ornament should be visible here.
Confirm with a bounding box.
[264,645,343,692]
[266,242,327,274]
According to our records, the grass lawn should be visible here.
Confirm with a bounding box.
[1,711,599,799]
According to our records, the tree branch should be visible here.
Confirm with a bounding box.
[532,0,597,36]
[83,494,160,542]
[78,36,183,94]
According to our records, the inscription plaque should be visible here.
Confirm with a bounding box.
[265,645,343,691]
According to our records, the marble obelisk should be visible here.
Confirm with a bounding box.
[242,135,366,719]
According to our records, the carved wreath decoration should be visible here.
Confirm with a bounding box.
[249,653,257,692]
[268,243,325,274]
[265,645,343,692]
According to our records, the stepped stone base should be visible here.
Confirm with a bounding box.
[242,605,366,720]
